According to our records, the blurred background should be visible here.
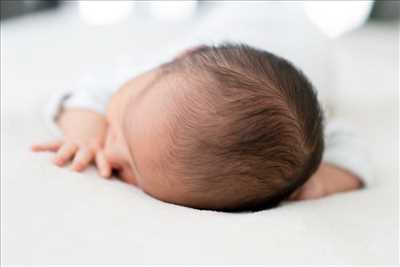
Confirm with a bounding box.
[1,0,399,22]
[1,1,399,23]
[1,1,399,31]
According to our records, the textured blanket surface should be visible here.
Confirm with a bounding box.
[1,3,398,265]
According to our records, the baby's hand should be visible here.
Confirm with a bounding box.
[31,108,111,177]
[289,163,362,201]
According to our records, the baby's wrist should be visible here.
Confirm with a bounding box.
[57,108,108,141]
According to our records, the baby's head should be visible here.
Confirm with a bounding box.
[105,44,324,211]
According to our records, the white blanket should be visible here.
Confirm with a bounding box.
[1,3,398,265]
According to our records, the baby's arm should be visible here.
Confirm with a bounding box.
[290,119,373,200]
[31,64,129,176]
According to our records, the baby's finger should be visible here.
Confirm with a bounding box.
[95,151,111,178]
[53,143,78,166]
[71,148,94,172]
[31,140,63,152]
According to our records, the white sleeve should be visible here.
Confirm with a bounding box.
[322,119,375,187]
[43,52,172,138]
[43,65,129,138]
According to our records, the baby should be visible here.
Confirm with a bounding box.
[32,44,365,211]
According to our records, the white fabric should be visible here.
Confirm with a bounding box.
[2,2,398,265]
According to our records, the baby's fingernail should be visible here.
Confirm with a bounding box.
[53,158,62,166]
[73,165,81,171]
[102,171,110,178]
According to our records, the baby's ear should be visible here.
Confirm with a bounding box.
[174,45,207,60]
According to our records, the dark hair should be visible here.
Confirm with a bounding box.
[160,43,324,211]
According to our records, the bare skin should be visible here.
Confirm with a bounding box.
[31,55,362,205]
